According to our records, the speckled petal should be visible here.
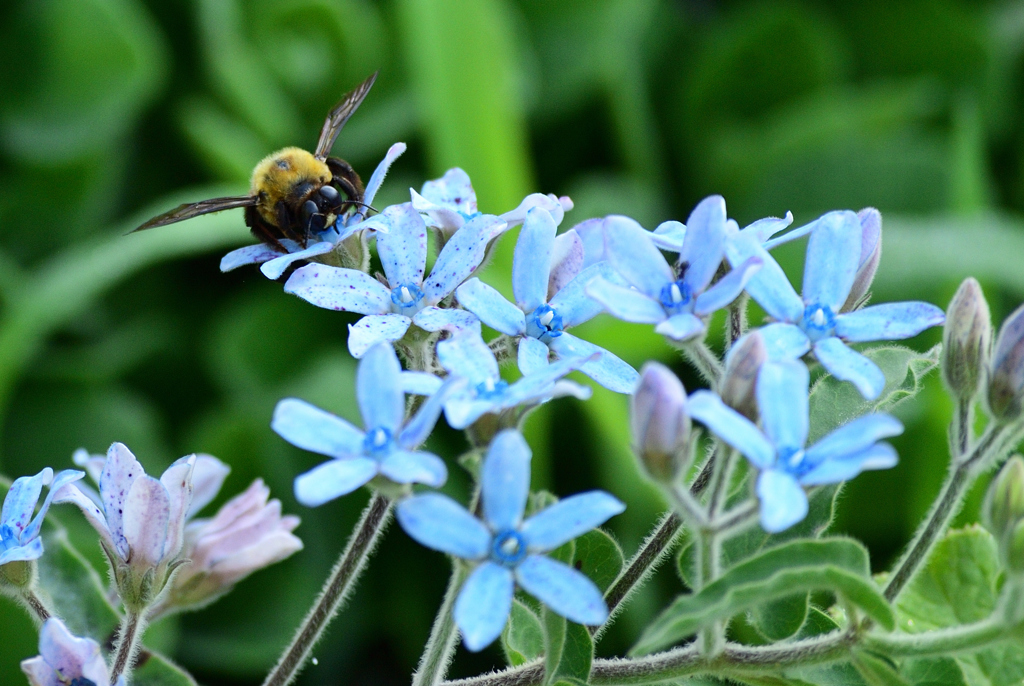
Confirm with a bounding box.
[123,475,170,567]
[220,244,283,272]
[396,493,491,559]
[376,203,428,287]
[52,483,115,553]
[457,278,526,336]
[0,537,44,565]
[347,314,412,358]
[261,241,334,280]
[813,337,885,400]
[285,265,391,314]
[423,214,507,304]
[515,555,608,625]
[513,206,557,312]
[159,455,196,561]
[548,229,585,298]
[99,443,144,559]
[413,306,482,335]
[454,562,515,652]
[500,193,570,228]
[22,469,82,542]
[1,468,50,538]
[363,142,407,208]
[418,167,478,215]
[294,458,378,506]
[834,302,945,342]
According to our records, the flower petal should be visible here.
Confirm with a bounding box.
[52,483,114,552]
[285,265,391,314]
[680,195,728,292]
[549,262,623,328]
[756,361,809,450]
[396,493,491,559]
[804,414,903,466]
[586,277,666,324]
[801,210,861,311]
[518,336,551,376]
[688,391,775,469]
[187,456,231,519]
[21,469,84,542]
[756,323,812,360]
[357,342,405,433]
[757,469,809,533]
[521,491,625,552]
[482,429,532,531]
[500,193,569,228]
[159,455,196,561]
[99,442,145,559]
[454,562,515,652]
[513,206,557,312]
[363,142,407,208]
[399,378,466,448]
[442,394,496,430]
[2,468,50,538]
[294,458,378,506]
[725,233,803,323]
[456,278,526,336]
[400,371,443,396]
[650,220,686,252]
[548,229,585,298]
[549,333,638,394]
[123,475,170,567]
[515,555,608,625]
[0,537,44,565]
[799,443,898,486]
[379,449,447,487]
[419,167,478,216]
[693,256,762,316]
[813,337,885,400]
[260,241,335,280]
[220,244,283,272]
[36,618,107,685]
[424,214,508,304]
[272,398,365,458]
[743,211,794,245]
[572,217,607,267]
[834,302,945,343]
[437,331,500,385]
[376,203,428,287]
[413,306,482,335]
[605,215,675,298]
[347,314,412,358]
[655,312,705,340]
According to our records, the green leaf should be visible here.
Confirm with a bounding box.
[546,622,593,686]
[634,538,893,655]
[899,658,969,686]
[852,650,909,686]
[895,526,1024,686]
[572,528,625,593]
[132,651,198,686]
[502,598,544,667]
[794,606,842,640]
[750,592,809,641]
[786,662,869,686]
[808,345,940,443]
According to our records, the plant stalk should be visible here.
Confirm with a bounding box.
[262,493,393,686]
[681,341,724,389]
[109,608,144,684]
[411,559,469,685]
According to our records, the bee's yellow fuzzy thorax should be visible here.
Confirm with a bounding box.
[250,147,332,222]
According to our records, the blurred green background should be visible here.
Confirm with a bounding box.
[1,0,1023,683]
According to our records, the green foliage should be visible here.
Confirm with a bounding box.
[502,598,544,666]
[636,538,893,655]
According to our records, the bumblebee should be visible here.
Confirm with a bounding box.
[133,72,378,251]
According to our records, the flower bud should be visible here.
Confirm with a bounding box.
[987,303,1024,423]
[984,456,1024,540]
[631,362,691,482]
[721,332,767,421]
[1008,519,1024,574]
[841,208,882,312]
[942,278,991,401]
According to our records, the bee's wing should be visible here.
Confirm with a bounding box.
[131,195,257,232]
[313,71,379,161]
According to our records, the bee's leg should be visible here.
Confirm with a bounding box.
[326,157,364,202]
[245,206,289,253]
[275,201,307,246]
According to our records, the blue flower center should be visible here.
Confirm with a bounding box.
[0,523,18,551]
[526,304,564,341]
[390,283,425,312]
[69,678,98,686]
[362,427,394,458]
[474,378,509,400]
[491,530,528,567]
[777,446,806,472]
[659,279,694,315]
[459,210,482,222]
[801,303,836,341]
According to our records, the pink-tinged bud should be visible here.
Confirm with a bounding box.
[153,479,302,616]
[984,456,1024,541]
[987,303,1024,423]
[721,332,767,421]
[942,278,992,401]
[841,208,882,312]
[631,362,691,482]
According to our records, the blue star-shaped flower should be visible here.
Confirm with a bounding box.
[585,196,762,341]
[437,331,594,429]
[396,429,625,651]
[689,361,903,533]
[456,206,638,394]
[220,142,406,278]
[272,343,453,506]
[726,209,944,399]
[283,202,503,357]
[1,468,83,566]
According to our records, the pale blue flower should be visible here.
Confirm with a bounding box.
[219,142,406,277]
[283,203,504,357]
[585,196,762,341]
[726,210,945,399]
[397,429,625,651]
[273,342,453,506]
[411,167,573,238]
[22,618,125,686]
[437,331,593,429]
[689,361,903,533]
[1,468,82,566]
[456,206,638,393]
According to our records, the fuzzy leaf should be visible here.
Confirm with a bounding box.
[852,650,909,686]
[502,598,544,666]
[572,528,625,593]
[751,592,809,641]
[635,538,893,655]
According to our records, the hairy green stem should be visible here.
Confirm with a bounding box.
[697,447,735,656]
[413,561,470,686]
[726,295,749,351]
[883,427,1002,603]
[863,616,1009,658]
[21,588,51,624]
[109,608,145,684]
[681,341,724,389]
[262,493,393,686]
